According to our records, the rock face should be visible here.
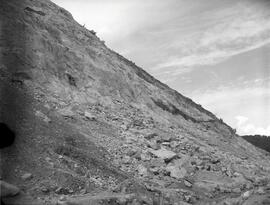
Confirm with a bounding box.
[1,0,270,204]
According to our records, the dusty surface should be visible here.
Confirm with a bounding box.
[0,0,270,204]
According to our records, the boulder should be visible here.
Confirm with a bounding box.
[21,173,32,180]
[166,165,187,179]
[149,147,177,162]
[0,180,20,197]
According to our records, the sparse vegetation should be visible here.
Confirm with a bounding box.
[58,7,73,19]
[242,135,270,153]
[90,30,96,35]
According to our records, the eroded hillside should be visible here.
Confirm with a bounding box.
[1,0,270,204]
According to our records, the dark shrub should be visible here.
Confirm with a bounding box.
[242,135,270,153]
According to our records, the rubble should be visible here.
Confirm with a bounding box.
[1,0,270,204]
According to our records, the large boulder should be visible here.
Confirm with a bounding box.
[149,147,177,162]
[0,180,20,197]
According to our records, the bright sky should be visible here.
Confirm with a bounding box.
[52,0,270,136]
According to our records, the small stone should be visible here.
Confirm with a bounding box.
[221,167,227,172]
[145,133,158,140]
[233,172,242,177]
[245,183,252,189]
[41,187,49,193]
[232,187,241,193]
[55,187,63,194]
[59,196,66,201]
[184,195,192,203]
[112,158,121,166]
[35,111,51,123]
[140,153,151,161]
[256,187,265,195]
[126,148,138,157]
[149,167,160,175]
[147,140,160,150]
[195,159,203,166]
[122,156,131,164]
[84,111,96,120]
[150,158,165,168]
[60,108,74,118]
[137,164,148,176]
[242,190,251,199]
[133,151,142,160]
[45,157,51,162]
[220,187,231,193]
[210,158,220,164]
[184,180,193,188]
[169,141,179,148]
[121,124,129,131]
[21,173,32,180]
[80,188,88,194]
[158,135,173,142]
[57,200,67,205]
[205,165,211,171]
[131,198,141,205]
[161,142,170,146]
[205,193,214,198]
[126,137,134,144]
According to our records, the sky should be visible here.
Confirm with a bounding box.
[52,0,270,136]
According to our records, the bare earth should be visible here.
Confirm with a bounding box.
[0,0,270,204]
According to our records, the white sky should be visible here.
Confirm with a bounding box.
[52,0,270,135]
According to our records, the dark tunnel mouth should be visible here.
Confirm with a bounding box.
[0,122,16,149]
[0,2,29,183]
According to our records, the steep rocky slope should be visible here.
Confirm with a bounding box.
[0,0,270,204]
